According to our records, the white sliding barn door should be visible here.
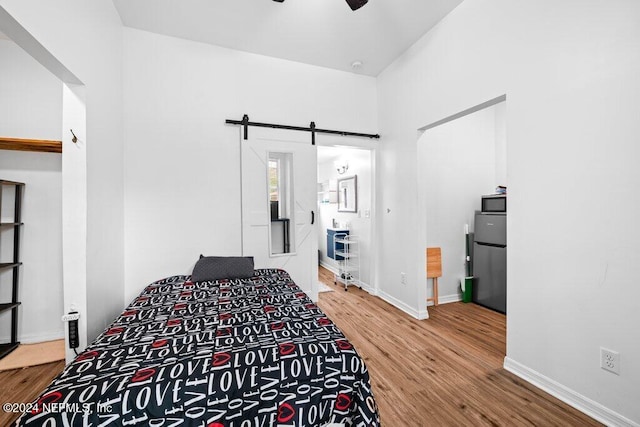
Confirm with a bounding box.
[241,128,318,301]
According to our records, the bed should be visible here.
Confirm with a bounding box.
[17,268,380,426]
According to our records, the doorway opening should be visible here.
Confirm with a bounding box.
[417,97,507,318]
[316,145,376,295]
[1,9,87,363]
[0,31,64,352]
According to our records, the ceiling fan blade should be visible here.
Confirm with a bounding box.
[272,0,369,10]
[345,0,368,11]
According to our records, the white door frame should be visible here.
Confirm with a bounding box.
[315,136,378,296]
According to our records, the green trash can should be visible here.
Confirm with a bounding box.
[462,276,473,303]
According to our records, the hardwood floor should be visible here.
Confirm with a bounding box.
[0,360,64,426]
[317,266,601,426]
[318,268,601,427]
[0,270,601,426]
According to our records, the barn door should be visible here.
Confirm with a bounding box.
[241,128,318,301]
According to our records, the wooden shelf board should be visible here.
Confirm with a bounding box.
[0,137,62,153]
[0,263,22,271]
[0,303,20,315]
[0,180,25,186]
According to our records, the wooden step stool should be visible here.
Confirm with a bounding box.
[426,247,441,306]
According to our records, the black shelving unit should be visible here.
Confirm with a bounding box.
[0,179,24,360]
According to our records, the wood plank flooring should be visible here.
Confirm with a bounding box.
[0,360,64,426]
[317,266,601,426]
[0,269,601,426]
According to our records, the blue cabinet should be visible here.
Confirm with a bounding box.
[327,229,349,260]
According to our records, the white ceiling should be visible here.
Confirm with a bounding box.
[112,0,463,76]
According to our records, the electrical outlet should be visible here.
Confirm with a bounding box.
[600,347,620,375]
[400,272,406,285]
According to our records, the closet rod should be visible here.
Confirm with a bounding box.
[225,114,380,144]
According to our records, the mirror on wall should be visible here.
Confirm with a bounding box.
[268,152,295,256]
[337,175,357,213]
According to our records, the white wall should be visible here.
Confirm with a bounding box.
[377,0,640,424]
[0,40,61,140]
[3,4,634,424]
[0,0,125,353]
[123,28,378,303]
[419,104,505,304]
[0,39,63,343]
[494,102,507,187]
[317,148,373,288]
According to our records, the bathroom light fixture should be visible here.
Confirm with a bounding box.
[335,160,349,175]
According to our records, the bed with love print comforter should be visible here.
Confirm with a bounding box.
[17,269,379,426]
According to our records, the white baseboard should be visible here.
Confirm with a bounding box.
[320,262,426,319]
[18,330,64,344]
[377,290,429,320]
[320,262,339,275]
[319,262,377,295]
[427,293,462,306]
[504,357,639,427]
[357,281,377,296]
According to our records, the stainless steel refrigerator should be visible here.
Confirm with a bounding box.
[472,212,507,313]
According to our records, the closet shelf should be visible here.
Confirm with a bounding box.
[0,222,24,228]
[0,303,21,315]
[0,262,22,271]
[0,137,62,153]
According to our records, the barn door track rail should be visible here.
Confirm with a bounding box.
[225,114,380,145]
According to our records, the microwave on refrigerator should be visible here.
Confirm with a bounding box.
[481,194,506,213]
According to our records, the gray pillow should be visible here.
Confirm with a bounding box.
[191,255,255,282]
